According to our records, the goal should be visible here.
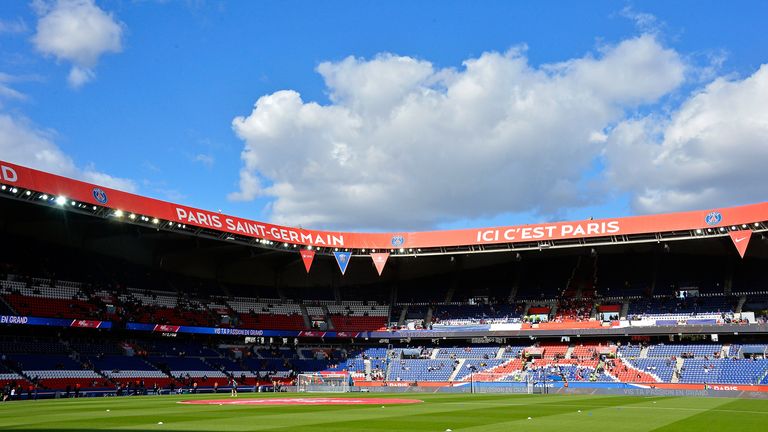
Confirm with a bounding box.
[459,371,551,394]
[526,375,548,394]
[297,373,351,393]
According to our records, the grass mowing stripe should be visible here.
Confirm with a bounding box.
[436,395,736,432]
[169,399,509,431]
[222,395,693,432]
[441,398,768,414]
[0,394,766,431]
[647,398,768,432]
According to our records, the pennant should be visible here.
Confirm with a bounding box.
[371,252,390,276]
[300,249,315,273]
[333,251,352,275]
[729,230,752,258]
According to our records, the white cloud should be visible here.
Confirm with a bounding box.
[193,153,215,167]
[67,65,95,87]
[619,6,662,34]
[0,113,136,192]
[227,168,262,202]
[0,73,27,102]
[605,64,768,214]
[31,0,123,88]
[231,35,685,230]
[0,18,28,34]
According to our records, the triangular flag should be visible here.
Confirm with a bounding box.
[300,249,315,273]
[333,251,352,275]
[371,252,389,276]
[729,230,752,258]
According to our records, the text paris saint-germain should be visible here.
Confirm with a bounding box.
[174,207,345,246]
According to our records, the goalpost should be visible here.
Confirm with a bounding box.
[297,373,351,393]
[526,374,547,394]
[459,371,549,394]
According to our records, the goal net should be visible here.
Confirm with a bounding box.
[460,371,551,394]
[297,373,351,393]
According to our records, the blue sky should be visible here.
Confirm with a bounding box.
[1,1,767,231]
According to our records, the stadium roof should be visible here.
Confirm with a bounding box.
[2,159,767,256]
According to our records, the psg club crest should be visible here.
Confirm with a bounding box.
[391,235,405,247]
[333,251,352,275]
[705,211,722,226]
[92,188,108,204]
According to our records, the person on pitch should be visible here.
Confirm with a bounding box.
[230,377,238,397]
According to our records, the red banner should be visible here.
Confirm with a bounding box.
[299,331,326,338]
[153,324,181,333]
[371,253,389,276]
[729,230,752,258]
[2,160,768,250]
[334,332,360,338]
[300,250,316,273]
[69,319,103,328]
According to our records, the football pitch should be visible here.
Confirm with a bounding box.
[1,392,767,431]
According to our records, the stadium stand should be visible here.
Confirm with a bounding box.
[626,358,676,382]
[1,190,768,398]
[435,347,498,359]
[3,330,768,391]
[679,359,768,384]
[646,344,722,359]
[388,359,454,382]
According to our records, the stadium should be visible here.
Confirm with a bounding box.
[0,159,767,430]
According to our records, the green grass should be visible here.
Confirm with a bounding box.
[1,392,767,431]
